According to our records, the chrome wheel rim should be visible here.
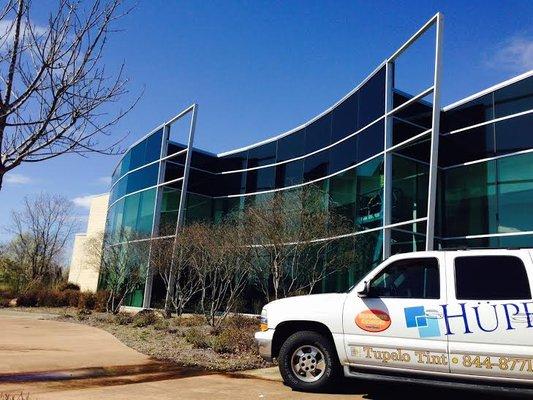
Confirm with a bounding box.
[290,345,326,383]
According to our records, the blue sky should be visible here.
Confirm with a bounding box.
[1,0,532,248]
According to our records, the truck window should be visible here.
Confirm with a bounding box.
[455,256,532,300]
[369,258,440,299]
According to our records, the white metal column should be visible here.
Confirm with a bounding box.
[425,13,444,250]
[382,61,394,259]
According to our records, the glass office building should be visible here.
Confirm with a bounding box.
[103,14,533,307]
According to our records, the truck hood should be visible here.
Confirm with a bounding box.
[265,293,347,329]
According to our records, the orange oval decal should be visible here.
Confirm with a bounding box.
[355,309,391,332]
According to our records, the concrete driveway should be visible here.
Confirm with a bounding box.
[0,311,517,399]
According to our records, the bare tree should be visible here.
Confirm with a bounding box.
[86,230,149,313]
[0,0,137,190]
[240,184,353,302]
[189,221,252,327]
[151,231,201,317]
[5,192,75,288]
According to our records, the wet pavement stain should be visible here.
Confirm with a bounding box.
[0,362,216,391]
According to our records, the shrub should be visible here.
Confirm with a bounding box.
[153,319,170,331]
[95,290,109,312]
[115,312,134,325]
[132,310,159,327]
[175,314,205,327]
[184,327,210,349]
[57,282,80,291]
[17,291,38,307]
[78,292,97,310]
[63,289,81,307]
[223,314,259,331]
[0,298,10,308]
[212,319,257,354]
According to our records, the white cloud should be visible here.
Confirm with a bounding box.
[0,19,48,42]
[97,176,112,186]
[4,173,31,185]
[72,195,95,209]
[487,35,533,73]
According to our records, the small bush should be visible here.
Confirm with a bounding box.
[95,290,109,312]
[184,327,210,349]
[153,319,170,331]
[212,321,256,354]
[132,310,159,327]
[78,292,97,310]
[175,314,205,327]
[0,298,10,308]
[0,392,32,400]
[115,312,134,325]
[223,314,259,331]
[17,291,38,307]
[57,282,80,292]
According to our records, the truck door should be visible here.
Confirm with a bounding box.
[445,251,533,382]
[342,254,449,374]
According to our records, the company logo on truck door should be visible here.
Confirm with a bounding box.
[403,302,533,337]
[355,309,391,332]
[404,306,441,338]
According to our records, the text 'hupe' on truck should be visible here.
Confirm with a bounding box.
[255,249,533,395]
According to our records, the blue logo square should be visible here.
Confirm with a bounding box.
[404,305,441,338]
[404,306,425,328]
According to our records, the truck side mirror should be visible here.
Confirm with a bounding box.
[357,281,369,298]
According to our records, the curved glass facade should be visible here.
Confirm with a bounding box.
[101,15,533,308]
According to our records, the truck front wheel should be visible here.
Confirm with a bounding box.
[278,330,339,391]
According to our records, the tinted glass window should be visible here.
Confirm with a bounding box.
[331,93,358,143]
[393,98,432,129]
[439,125,495,167]
[246,166,275,192]
[277,129,305,162]
[275,159,303,188]
[392,117,428,146]
[190,151,219,172]
[442,94,494,133]
[370,258,440,299]
[495,113,533,155]
[145,130,163,164]
[188,169,215,196]
[221,151,248,171]
[455,256,531,300]
[329,136,357,173]
[494,76,533,118]
[305,113,332,153]
[248,142,276,168]
[164,161,184,183]
[357,119,384,162]
[303,151,329,182]
[220,171,246,196]
[129,140,147,170]
[358,67,386,129]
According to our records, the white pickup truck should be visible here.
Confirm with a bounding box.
[255,249,533,394]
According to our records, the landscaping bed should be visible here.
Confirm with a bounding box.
[48,308,274,371]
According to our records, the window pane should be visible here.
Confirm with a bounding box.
[126,163,159,194]
[248,141,276,168]
[358,67,386,129]
[369,258,439,299]
[220,171,246,195]
[442,93,494,133]
[391,155,429,223]
[390,223,427,255]
[329,136,357,173]
[129,140,147,170]
[495,113,533,155]
[185,193,212,223]
[494,76,533,118]
[497,152,533,233]
[305,113,332,153]
[137,189,155,235]
[221,150,248,171]
[442,161,497,236]
[357,119,384,162]
[164,160,184,183]
[392,117,428,146]
[188,169,215,196]
[329,170,356,226]
[145,130,163,164]
[122,193,141,234]
[455,256,531,300]
[275,159,303,188]
[190,150,219,172]
[246,166,275,192]
[355,157,383,229]
[439,125,495,167]
[332,93,358,143]
[277,129,305,162]
[303,151,329,182]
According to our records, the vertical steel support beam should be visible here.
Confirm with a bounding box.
[176,104,198,228]
[382,62,394,259]
[142,125,170,309]
[163,104,198,313]
[425,13,444,250]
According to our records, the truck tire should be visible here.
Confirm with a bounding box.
[278,330,340,392]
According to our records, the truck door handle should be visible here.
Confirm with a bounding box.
[425,309,443,319]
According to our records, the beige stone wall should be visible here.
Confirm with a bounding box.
[68,193,109,292]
